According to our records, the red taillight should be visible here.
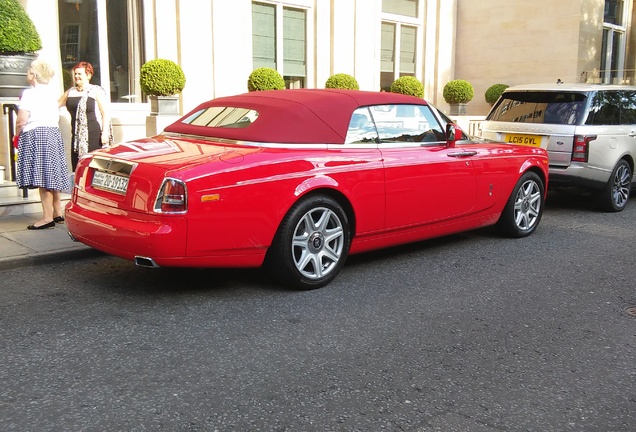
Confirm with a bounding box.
[572,135,596,162]
[155,179,187,213]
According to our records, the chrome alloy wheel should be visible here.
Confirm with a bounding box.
[611,163,631,209]
[291,206,345,280]
[513,179,542,231]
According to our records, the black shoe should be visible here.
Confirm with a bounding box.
[54,216,65,223]
[27,221,55,230]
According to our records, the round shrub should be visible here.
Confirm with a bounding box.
[485,83,509,105]
[139,59,186,96]
[0,0,42,53]
[443,79,474,104]
[325,73,359,90]
[389,76,423,98]
[247,67,285,92]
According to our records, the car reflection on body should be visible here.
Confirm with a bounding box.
[65,89,549,289]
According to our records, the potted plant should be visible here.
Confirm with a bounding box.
[389,76,424,98]
[247,67,285,92]
[0,0,42,98]
[325,73,359,90]
[443,79,474,115]
[485,83,509,106]
[139,58,186,115]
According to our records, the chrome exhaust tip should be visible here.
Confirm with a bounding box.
[135,256,160,268]
[67,231,77,242]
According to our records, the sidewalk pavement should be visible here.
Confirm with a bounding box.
[0,213,101,271]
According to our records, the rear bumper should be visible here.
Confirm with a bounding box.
[65,201,188,261]
[548,165,610,190]
[65,201,266,268]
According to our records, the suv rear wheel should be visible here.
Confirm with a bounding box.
[598,159,632,212]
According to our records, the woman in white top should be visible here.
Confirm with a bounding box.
[15,60,71,230]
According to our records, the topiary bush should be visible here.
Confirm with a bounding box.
[0,0,42,53]
[443,79,474,104]
[485,83,509,105]
[325,73,359,90]
[247,67,285,92]
[139,59,186,96]
[389,76,423,98]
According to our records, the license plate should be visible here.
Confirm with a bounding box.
[504,133,542,147]
[92,170,129,194]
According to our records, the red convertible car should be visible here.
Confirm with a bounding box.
[65,89,548,289]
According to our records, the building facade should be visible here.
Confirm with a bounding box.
[456,0,636,114]
[1,0,635,181]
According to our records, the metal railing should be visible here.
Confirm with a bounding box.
[2,103,27,197]
[580,69,636,85]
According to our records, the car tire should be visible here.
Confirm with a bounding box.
[496,171,544,238]
[598,159,632,212]
[266,195,351,290]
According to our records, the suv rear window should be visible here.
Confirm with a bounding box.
[487,91,587,125]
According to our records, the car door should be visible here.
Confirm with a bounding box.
[585,90,636,177]
[371,104,477,229]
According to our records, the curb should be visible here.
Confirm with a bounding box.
[0,247,104,271]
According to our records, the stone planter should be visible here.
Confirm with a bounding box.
[149,95,180,116]
[0,53,37,98]
[449,103,467,116]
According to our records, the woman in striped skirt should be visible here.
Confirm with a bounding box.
[15,60,71,230]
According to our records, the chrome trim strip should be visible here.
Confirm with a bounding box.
[160,132,452,150]
[89,156,138,175]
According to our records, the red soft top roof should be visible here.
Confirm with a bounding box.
[163,89,428,144]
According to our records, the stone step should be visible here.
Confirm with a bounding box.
[0,182,71,217]
[0,182,25,199]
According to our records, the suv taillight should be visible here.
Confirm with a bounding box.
[572,135,596,162]
[154,178,187,213]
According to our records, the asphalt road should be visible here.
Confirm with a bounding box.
[1,191,635,431]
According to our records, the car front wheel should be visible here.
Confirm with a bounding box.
[266,195,351,290]
[598,159,631,212]
[497,171,544,238]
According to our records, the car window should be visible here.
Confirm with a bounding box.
[585,90,636,125]
[181,107,260,128]
[363,104,445,143]
[622,91,636,124]
[436,108,469,140]
[345,107,379,144]
[487,91,587,125]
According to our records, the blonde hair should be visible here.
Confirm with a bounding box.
[29,59,55,84]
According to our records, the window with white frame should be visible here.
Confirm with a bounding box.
[382,0,418,17]
[381,0,420,91]
[601,0,628,84]
[252,2,307,89]
[57,0,144,103]
[60,24,80,69]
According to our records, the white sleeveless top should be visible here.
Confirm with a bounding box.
[19,84,60,132]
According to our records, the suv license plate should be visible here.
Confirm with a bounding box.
[504,133,542,147]
[92,171,129,194]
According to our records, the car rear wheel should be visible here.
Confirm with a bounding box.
[496,171,544,238]
[598,159,631,212]
[266,195,351,290]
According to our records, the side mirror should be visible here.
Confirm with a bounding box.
[445,123,463,148]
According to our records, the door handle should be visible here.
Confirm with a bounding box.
[447,151,477,158]
[629,130,636,137]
